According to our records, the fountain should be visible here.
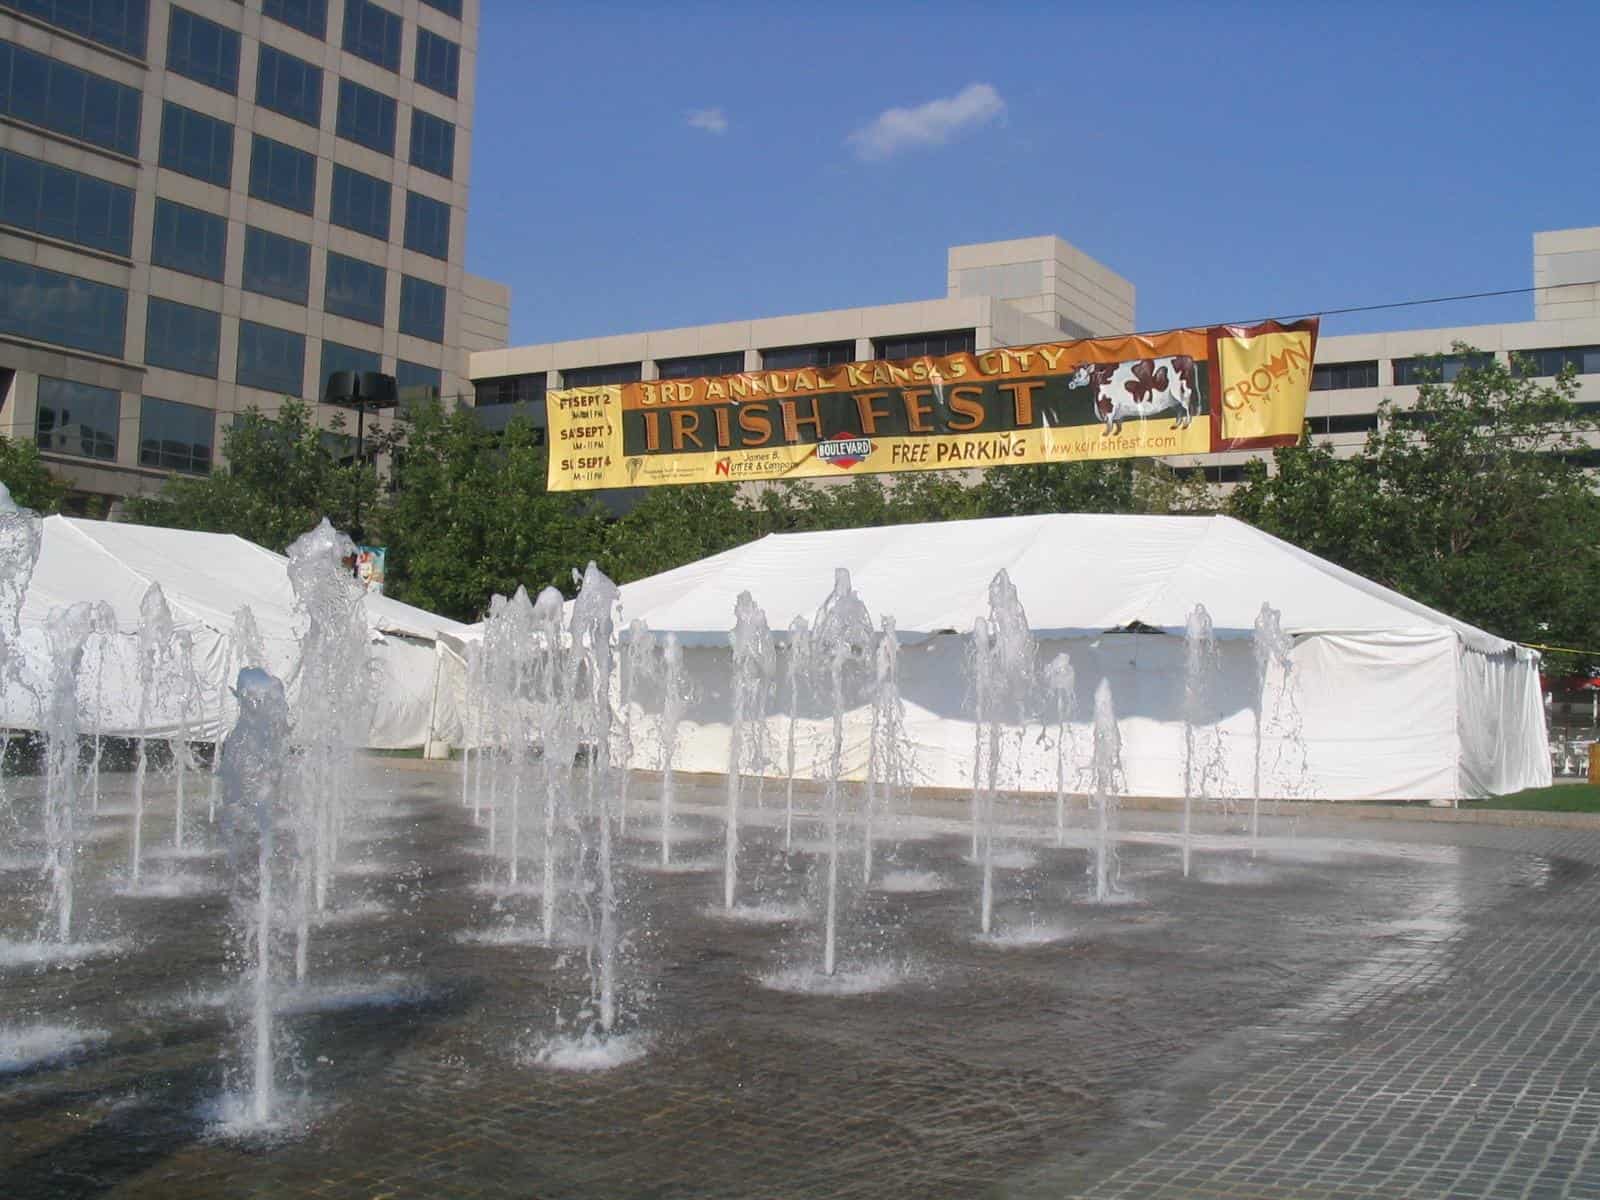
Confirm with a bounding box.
[972,570,1035,936]
[87,602,117,816]
[1090,679,1122,903]
[618,618,657,834]
[41,603,96,942]
[218,667,293,1130]
[657,633,686,868]
[210,605,268,822]
[863,616,904,879]
[724,591,774,911]
[1251,603,1296,849]
[1043,653,1076,847]
[808,568,874,976]
[781,616,809,852]
[1180,603,1218,877]
[0,483,42,838]
[129,583,174,887]
[531,585,567,938]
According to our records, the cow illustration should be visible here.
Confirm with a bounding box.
[1067,356,1199,435]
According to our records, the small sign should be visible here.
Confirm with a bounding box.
[355,545,386,595]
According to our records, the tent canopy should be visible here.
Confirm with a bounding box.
[11,517,472,747]
[613,513,1521,655]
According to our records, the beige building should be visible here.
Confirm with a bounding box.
[0,0,506,512]
[468,228,1600,488]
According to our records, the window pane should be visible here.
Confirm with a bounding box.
[408,108,454,178]
[403,190,449,259]
[166,7,239,94]
[657,352,745,380]
[1310,360,1379,391]
[139,396,213,474]
[324,253,386,325]
[0,257,126,356]
[396,359,441,413]
[7,0,148,58]
[329,164,391,239]
[236,320,306,395]
[37,377,118,460]
[1510,345,1600,378]
[255,44,322,126]
[398,274,444,343]
[0,40,142,155]
[873,330,975,360]
[241,226,311,304]
[319,339,381,389]
[418,0,462,17]
[474,373,545,407]
[248,134,316,214]
[413,28,458,98]
[262,0,327,40]
[159,101,234,187]
[761,341,855,370]
[562,363,640,388]
[342,0,401,71]
[0,147,133,255]
[335,77,396,155]
[150,198,225,280]
[144,296,219,377]
[1393,353,1494,386]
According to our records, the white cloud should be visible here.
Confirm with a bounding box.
[687,108,729,135]
[847,83,1005,162]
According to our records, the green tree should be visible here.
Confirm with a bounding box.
[1230,347,1600,669]
[379,400,606,620]
[125,399,377,552]
[600,482,757,585]
[0,436,66,512]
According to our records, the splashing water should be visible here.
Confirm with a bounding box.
[1251,603,1296,850]
[782,616,809,852]
[657,633,686,868]
[0,483,42,842]
[1181,604,1218,878]
[130,583,174,886]
[42,603,96,942]
[1043,653,1076,848]
[863,616,905,881]
[1090,679,1123,903]
[618,619,657,834]
[973,569,1035,936]
[725,592,774,910]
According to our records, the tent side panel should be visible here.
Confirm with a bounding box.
[1456,647,1551,798]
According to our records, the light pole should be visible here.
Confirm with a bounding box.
[322,370,397,545]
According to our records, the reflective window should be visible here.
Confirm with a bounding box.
[248,134,315,214]
[396,359,441,412]
[0,257,125,356]
[329,164,390,240]
[658,352,744,380]
[342,0,401,71]
[413,27,458,98]
[0,147,133,256]
[241,226,310,304]
[262,0,326,39]
[474,373,545,406]
[166,7,239,94]
[37,377,118,461]
[255,44,322,126]
[324,252,386,326]
[1310,360,1379,391]
[150,198,225,281]
[1393,353,1495,386]
[335,77,396,155]
[399,274,444,343]
[159,101,234,187]
[762,341,855,370]
[562,362,641,388]
[0,40,142,156]
[403,190,449,260]
[139,396,212,473]
[418,0,461,17]
[408,108,454,178]
[873,330,975,360]
[7,0,147,58]
[319,340,380,390]
[236,320,306,395]
[144,296,219,377]
[1306,412,1380,435]
[1511,345,1600,378]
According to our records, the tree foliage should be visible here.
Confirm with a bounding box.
[0,436,66,513]
[1229,347,1600,670]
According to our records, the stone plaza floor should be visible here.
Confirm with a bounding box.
[3,764,1600,1198]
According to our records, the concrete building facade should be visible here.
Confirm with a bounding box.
[0,0,501,511]
[469,228,1600,488]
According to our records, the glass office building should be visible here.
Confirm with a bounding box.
[0,0,507,510]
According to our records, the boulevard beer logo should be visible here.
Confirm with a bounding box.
[817,435,871,470]
[545,318,1319,492]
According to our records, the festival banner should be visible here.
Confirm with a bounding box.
[545,318,1318,492]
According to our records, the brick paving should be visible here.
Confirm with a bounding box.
[2,769,1600,1197]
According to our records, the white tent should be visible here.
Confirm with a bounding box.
[6,516,475,749]
[611,513,1549,802]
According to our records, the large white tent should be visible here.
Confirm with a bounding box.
[612,513,1549,802]
[5,516,474,749]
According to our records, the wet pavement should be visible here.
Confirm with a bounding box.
[3,767,1600,1198]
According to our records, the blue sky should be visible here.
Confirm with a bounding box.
[468,2,1599,347]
